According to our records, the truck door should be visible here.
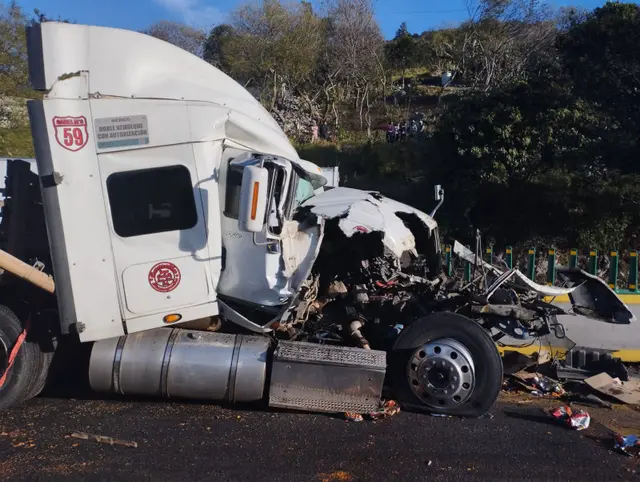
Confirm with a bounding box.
[95,106,217,331]
[217,148,292,307]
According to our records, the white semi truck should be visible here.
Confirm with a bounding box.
[0,22,633,417]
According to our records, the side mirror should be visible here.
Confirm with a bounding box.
[434,184,443,201]
[429,184,445,218]
[238,165,269,233]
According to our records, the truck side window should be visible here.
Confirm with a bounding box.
[224,163,243,219]
[106,165,198,238]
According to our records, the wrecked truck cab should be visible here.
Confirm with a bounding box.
[297,186,443,283]
[232,167,503,417]
[9,21,505,418]
[299,187,440,258]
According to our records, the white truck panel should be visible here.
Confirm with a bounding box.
[98,143,215,321]
[29,99,124,341]
[122,257,210,314]
[190,140,224,293]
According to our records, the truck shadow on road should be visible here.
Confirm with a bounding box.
[502,407,559,427]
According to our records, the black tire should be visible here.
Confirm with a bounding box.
[0,305,40,409]
[26,349,53,399]
[389,311,503,418]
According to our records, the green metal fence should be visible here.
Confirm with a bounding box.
[442,245,640,294]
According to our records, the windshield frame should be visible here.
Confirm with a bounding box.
[285,171,318,219]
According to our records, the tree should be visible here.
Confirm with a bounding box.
[430,78,630,248]
[203,24,235,72]
[558,2,640,145]
[0,1,29,97]
[458,0,557,91]
[224,0,325,108]
[323,0,385,132]
[385,22,419,87]
[420,28,465,75]
[143,20,206,57]
[396,21,409,39]
[555,6,588,32]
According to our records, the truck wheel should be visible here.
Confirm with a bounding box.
[389,311,503,418]
[0,305,40,409]
[26,349,53,399]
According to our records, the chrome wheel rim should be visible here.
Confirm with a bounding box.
[407,338,476,409]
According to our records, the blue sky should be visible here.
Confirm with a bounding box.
[11,0,610,39]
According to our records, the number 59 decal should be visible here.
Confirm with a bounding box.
[52,116,89,152]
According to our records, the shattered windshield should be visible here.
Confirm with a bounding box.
[294,178,316,208]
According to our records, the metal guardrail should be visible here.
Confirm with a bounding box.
[443,245,640,294]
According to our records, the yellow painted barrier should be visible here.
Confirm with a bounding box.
[543,294,640,304]
[498,344,640,363]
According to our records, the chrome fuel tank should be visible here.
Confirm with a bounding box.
[89,328,271,402]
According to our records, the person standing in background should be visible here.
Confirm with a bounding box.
[386,122,395,143]
[320,122,329,141]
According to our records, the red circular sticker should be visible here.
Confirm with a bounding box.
[148,262,181,293]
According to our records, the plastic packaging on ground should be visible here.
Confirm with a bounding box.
[613,433,640,457]
[532,376,566,397]
[550,405,591,431]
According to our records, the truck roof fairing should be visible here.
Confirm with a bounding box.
[26,22,300,162]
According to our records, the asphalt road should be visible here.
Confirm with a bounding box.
[0,398,640,482]
[1,394,639,481]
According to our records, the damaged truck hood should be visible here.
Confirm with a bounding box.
[300,187,437,258]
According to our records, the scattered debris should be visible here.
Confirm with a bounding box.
[566,393,613,409]
[69,432,138,448]
[550,405,591,431]
[369,400,400,420]
[510,371,565,397]
[502,378,520,392]
[318,470,353,482]
[344,400,400,422]
[613,433,640,457]
[532,375,566,397]
[343,412,363,422]
[535,349,552,366]
[427,460,433,467]
[584,372,640,405]
[502,351,536,375]
[430,413,450,418]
